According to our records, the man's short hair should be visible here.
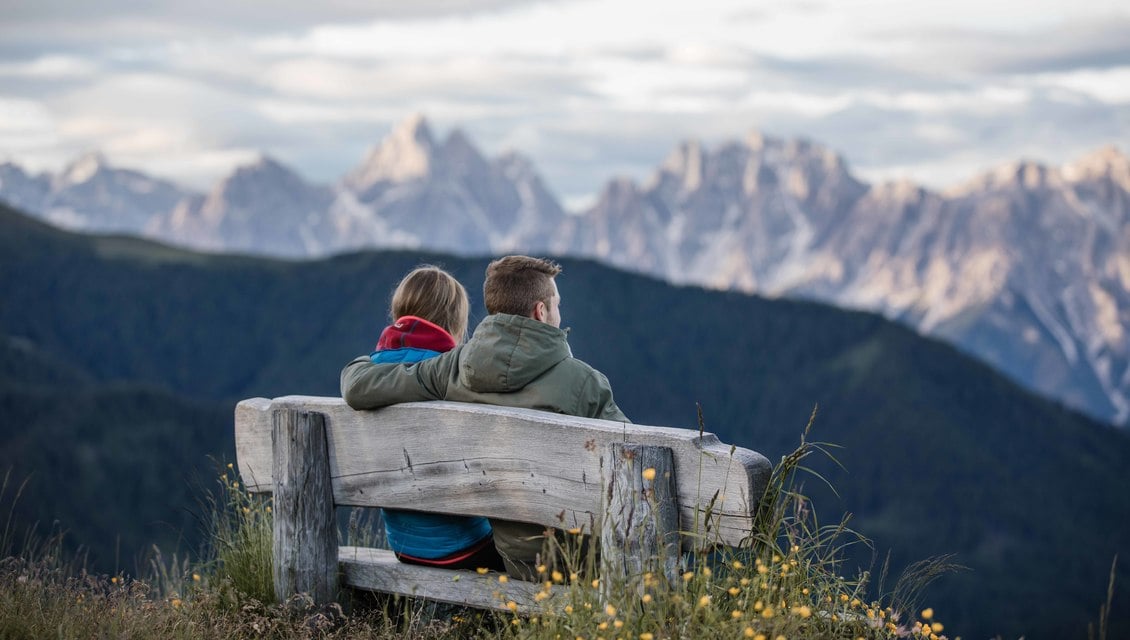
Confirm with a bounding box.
[484,256,562,317]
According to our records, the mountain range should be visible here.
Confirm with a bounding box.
[1,116,1127,431]
[1,201,1128,639]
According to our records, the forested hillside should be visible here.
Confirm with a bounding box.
[1,203,1127,639]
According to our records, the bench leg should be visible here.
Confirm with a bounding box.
[600,443,680,598]
[272,408,338,604]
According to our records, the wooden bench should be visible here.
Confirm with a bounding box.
[234,395,772,612]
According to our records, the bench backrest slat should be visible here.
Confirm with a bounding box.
[235,396,772,548]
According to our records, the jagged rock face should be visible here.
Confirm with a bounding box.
[149,156,336,256]
[338,116,567,255]
[0,163,51,215]
[570,137,1130,425]
[0,119,1127,426]
[0,153,190,234]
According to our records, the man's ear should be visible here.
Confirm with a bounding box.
[532,301,547,322]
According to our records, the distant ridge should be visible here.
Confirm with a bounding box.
[1,117,1127,429]
[0,200,1127,639]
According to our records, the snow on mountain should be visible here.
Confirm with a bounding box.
[0,153,192,235]
[148,155,337,256]
[0,119,1126,426]
[338,115,566,255]
[570,135,1130,425]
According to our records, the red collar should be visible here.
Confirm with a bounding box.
[376,315,457,352]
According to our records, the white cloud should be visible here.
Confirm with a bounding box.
[1029,66,1130,104]
[0,55,98,78]
[0,0,1127,203]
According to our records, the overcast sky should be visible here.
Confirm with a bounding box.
[1,0,1128,208]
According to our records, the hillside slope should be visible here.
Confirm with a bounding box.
[0,203,1127,639]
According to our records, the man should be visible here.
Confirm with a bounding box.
[340,255,628,578]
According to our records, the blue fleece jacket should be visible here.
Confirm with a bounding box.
[370,343,492,559]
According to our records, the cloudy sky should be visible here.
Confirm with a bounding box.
[1,0,1128,208]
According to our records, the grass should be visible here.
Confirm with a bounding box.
[0,415,1116,640]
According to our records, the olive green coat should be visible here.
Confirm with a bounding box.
[340,313,628,423]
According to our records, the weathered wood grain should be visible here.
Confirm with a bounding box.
[600,443,681,594]
[272,409,337,604]
[237,396,771,547]
[339,546,564,613]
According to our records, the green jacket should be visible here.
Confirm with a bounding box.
[341,313,629,423]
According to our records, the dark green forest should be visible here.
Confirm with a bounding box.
[1,202,1127,639]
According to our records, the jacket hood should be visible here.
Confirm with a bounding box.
[459,314,571,392]
[376,315,456,352]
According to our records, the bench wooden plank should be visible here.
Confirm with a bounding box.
[236,396,772,548]
[339,546,565,613]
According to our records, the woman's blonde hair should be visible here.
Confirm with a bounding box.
[390,265,470,342]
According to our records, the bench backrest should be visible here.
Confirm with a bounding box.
[236,396,772,547]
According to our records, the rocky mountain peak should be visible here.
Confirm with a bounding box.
[1063,145,1130,188]
[227,154,302,185]
[58,152,109,186]
[658,141,705,191]
[344,114,437,190]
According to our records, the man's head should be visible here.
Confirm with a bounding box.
[484,255,562,327]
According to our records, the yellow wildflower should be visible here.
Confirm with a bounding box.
[641,594,652,604]
[598,622,609,630]
[537,564,547,575]
[171,598,182,608]
[567,527,582,535]
[265,506,271,513]
[640,634,654,640]
[683,571,694,582]
[111,576,119,584]
[571,572,580,582]
[613,620,623,629]
[565,605,574,614]
[552,570,564,583]
[698,595,711,607]
[605,604,617,617]
[931,622,944,633]
[740,578,751,586]
[476,567,489,575]
[840,594,849,602]
[792,605,812,618]
[506,601,518,612]
[742,628,755,638]
[592,579,600,589]
[702,566,712,577]
[732,560,744,569]
[534,591,549,602]
[921,608,934,620]
[192,573,201,582]
[729,587,740,596]
[731,610,742,619]
[642,468,657,481]
[499,575,509,583]
[761,606,774,618]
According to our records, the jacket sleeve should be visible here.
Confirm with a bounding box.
[339,353,451,410]
[584,370,630,423]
